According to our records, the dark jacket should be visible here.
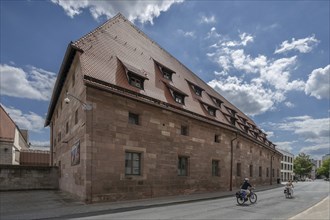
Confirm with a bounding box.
[241,181,252,190]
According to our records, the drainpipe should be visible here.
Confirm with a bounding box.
[230,132,238,191]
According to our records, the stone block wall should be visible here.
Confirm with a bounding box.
[0,165,59,190]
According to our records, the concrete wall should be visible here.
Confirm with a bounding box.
[0,165,59,191]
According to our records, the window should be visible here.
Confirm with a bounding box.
[277,169,280,177]
[249,165,253,177]
[178,156,188,176]
[174,92,185,104]
[259,166,262,177]
[181,125,189,136]
[72,73,75,87]
[207,106,216,116]
[214,134,221,143]
[128,72,144,89]
[58,132,61,143]
[250,146,253,153]
[272,168,275,177]
[212,160,220,176]
[75,109,78,125]
[54,137,57,146]
[125,152,141,175]
[266,167,269,177]
[237,163,241,176]
[260,150,262,156]
[129,112,139,125]
[192,85,203,96]
[66,121,69,134]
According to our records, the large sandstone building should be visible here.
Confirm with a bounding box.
[45,13,282,203]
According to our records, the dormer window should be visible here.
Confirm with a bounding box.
[193,85,203,96]
[208,106,216,116]
[163,82,188,105]
[162,67,174,80]
[174,92,184,104]
[118,58,149,90]
[128,72,144,89]
[187,80,204,97]
[154,60,175,81]
[199,100,217,117]
[208,94,223,108]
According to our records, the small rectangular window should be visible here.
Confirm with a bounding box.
[75,109,78,125]
[181,125,189,136]
[212,160,220,176]
[214,134,221,143]
[72,73,75,87]
[129,112,139,125]
[266,167,269,177]
[249,165,253,177]
[237,163,241,176]
[58,132,61,142]
[272,168,275,177]
[125,152,141,175]
[193,85,203,96]
[128,72,144,89]
[259,166,262,177]
[66,121,69,134]
[178,156,188,176]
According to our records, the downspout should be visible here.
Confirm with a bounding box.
[230,132,238,191]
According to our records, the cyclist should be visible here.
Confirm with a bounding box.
[240,178,252,199]
[285,180,294,195]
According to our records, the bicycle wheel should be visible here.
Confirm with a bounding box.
[249,193,257,203]
[237,196,245,205]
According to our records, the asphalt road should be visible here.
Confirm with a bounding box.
[74,180,329,220]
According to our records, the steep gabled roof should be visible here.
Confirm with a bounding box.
[46,13,275,148]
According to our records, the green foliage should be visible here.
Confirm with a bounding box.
[293,153,313,177]
[317,158,330,178]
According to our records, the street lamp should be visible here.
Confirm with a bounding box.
[64,92,92,111]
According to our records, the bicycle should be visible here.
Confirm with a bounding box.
[235,188,258,205]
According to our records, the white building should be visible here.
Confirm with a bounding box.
[277,148,294,181]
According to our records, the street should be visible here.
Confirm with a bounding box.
[74,180,329,220]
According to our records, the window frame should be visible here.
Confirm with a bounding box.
[212,160,220,176]
[128,112,139,125]
[181,125,189,136]
[178,156,189,176]
[125,152,142,176]
[237,162,241,176]
[128,72,145,89]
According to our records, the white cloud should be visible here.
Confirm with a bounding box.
[208,76,285,116]
[305,65,330,99]
[51,0,184,24]
[284,101,295,108]
[177,29,195,38]
[274,35,319,54]
[299,143,330,159]
[0,64,56,101]
[221,33,254,47]
[2,105,45,133]
[30,140,50,150]
[200,15,216,24]
[206,27,221,39]
[275,141,295,152]
[279,116,330,144]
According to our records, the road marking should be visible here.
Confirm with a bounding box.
[288,196,329,220]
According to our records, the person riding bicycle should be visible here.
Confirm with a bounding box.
[285,180,294,195]
[240,178,253,198]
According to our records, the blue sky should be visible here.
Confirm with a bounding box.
[0,0,329,159]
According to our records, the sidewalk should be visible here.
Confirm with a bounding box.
[289,196,329,220]
[0,183,328,220]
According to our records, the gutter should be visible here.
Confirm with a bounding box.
[230,132,238,191]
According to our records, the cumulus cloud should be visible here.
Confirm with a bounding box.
[205,31,311,115]
[305,65,330,99]
[274,35,319,54]
[200,15,216,24]
[299,143,330,158]
[30,140,50,150]
[0,64,56,101]
[51,0,183,24]
[2,105,45,133]
[279,116,330,144]
[208,76,285,116]
[275,141,295,152]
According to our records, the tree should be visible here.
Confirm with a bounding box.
[317,158,330,178]
[293,153,313,178]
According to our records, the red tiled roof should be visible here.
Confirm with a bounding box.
[46,13,275,147]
